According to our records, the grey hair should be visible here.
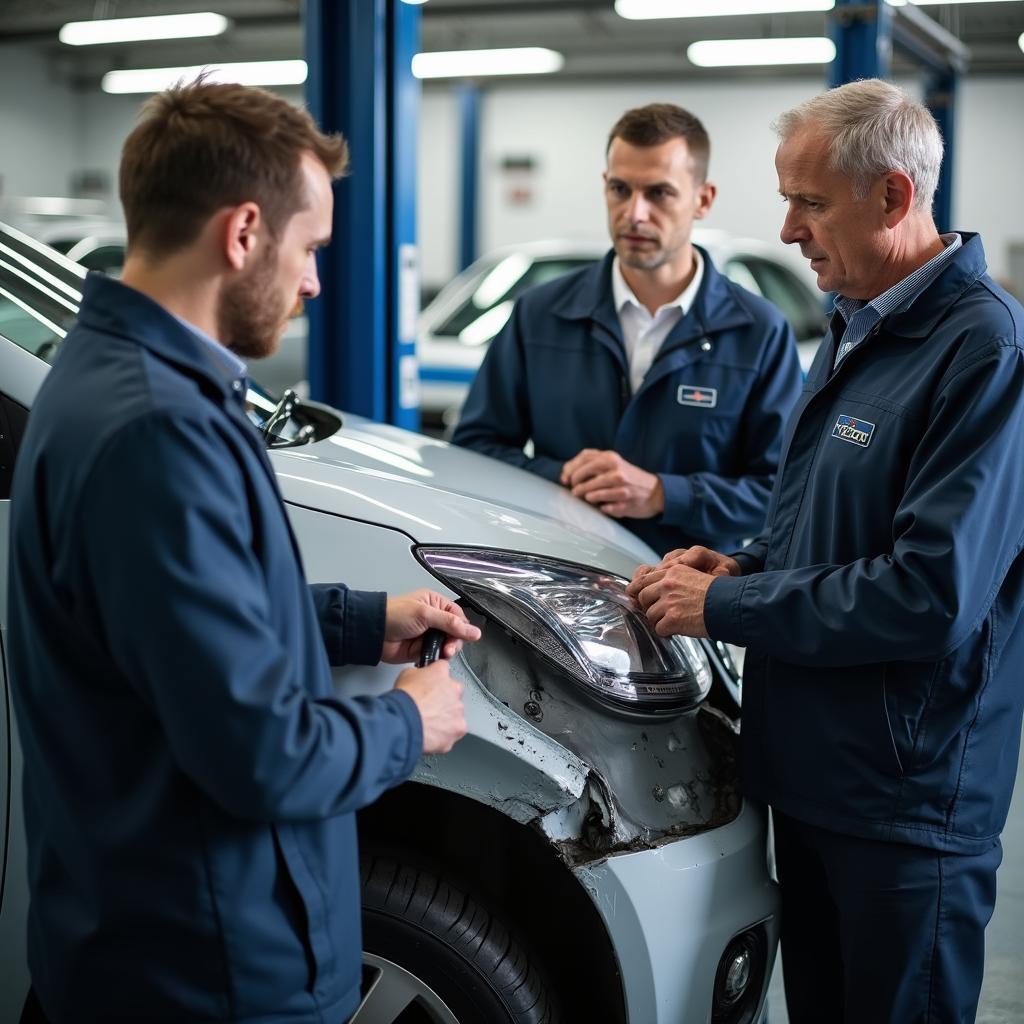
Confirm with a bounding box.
[773,79,943,212]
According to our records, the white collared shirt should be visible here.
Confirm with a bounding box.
[612,249,704,395]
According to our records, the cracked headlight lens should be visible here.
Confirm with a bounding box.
[417,546,711,715]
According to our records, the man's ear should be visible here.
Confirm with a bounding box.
[694,180,717,221]
[881,171,915,228]
[223,202,262,271]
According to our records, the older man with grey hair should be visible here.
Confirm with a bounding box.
[628,78,1024,1023]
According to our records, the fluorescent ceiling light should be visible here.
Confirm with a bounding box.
[60,12,228,46]
[1020,31,1024,53]
[102,60,307,94]
[687,37,836,66]
[617,0,833,18]
[889,0,1024,4]
[412,47,563,79]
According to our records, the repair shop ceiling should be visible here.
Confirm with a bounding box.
[1,0,1022,80]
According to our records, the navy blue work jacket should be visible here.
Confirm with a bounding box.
[452,248,803,555]
[705,234,1024,853]
[8,274,423,1022]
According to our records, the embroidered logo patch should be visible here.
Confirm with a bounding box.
[832,414,875,447]
[677,384,718,408]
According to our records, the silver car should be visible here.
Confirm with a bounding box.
[417,233,827,429]
[0,223,778,1024]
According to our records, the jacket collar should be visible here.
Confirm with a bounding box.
[880,232,988,339]
[75,272,243,400]
[550,245,755,345]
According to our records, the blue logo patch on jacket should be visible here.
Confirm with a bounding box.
[832,414,875,447]
[677,384,718,408]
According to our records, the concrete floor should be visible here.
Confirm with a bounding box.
[765,731,1024,1023]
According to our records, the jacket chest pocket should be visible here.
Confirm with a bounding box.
[663,371,750,446]
[808,390,916,516]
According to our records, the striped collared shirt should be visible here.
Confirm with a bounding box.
[832,232,962,371]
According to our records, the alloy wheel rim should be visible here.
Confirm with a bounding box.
[350,952,462,1024]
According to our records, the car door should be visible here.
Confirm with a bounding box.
[0,231,80,1020]
[0,387,33,1024]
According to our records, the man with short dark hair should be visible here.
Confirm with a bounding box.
[629,79,1024,1023]
[9,79,476,1024]
[453,102,802,556]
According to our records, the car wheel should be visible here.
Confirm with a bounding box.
[357,855,560,1024]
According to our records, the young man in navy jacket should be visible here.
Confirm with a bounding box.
[453,103,803,556]
[630,79,1024,1023]
[9,80,477,1024]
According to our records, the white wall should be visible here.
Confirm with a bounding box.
[0,46,82,199]
[424,75,1024,288]
[0,43,1021,289]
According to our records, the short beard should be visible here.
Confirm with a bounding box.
[217,242,288,360]
[618,248,669,272]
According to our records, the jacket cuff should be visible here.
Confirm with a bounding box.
[729,551,763,576]
[384,688,424,778]
[659,473,693,525]
[703,574,750,645]
[331,589,387,666]
[526,455,564,484]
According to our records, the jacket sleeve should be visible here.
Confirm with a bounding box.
[659,316,803,543]
[704,340,1024,666]
[79,413,423,822]
[451,300,565,483]
[308,583,386,667]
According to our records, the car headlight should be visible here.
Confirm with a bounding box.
[417,546,711,716]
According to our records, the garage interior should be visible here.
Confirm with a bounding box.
[1,1,1023,1022]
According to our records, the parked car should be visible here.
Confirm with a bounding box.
[417,232,828,428]
[0,222,779,1024]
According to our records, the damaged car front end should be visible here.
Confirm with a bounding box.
[279,439,778,1024]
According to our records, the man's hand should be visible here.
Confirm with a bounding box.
[629,562,721,638]
[395,661,467,754]
[560,449,664,519]
[382,589,481,664]
[627,545,741,598]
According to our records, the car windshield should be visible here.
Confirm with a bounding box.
[435,255,596,344]
[0,231,81,363]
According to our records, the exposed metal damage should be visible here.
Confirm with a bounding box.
[413,614,742,867]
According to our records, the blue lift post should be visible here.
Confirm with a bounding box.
[304,0,422,430]
[829,0,968,233]
[829,0,892,86]
[458,84,481,272]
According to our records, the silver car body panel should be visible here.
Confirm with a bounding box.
[578,803,779,1023]
[274,413,657,569]
[0,343,47,409]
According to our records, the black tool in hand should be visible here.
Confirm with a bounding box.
[416,628,447,667]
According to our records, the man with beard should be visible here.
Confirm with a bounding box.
[453,103,802,556]
[8,79,476,1024]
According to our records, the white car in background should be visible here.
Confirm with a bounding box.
[417,232,828,428]
[0,222,778,1024]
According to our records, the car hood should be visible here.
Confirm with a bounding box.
[271,413,658,576]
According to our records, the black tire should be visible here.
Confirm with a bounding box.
[360,855,561,1024]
